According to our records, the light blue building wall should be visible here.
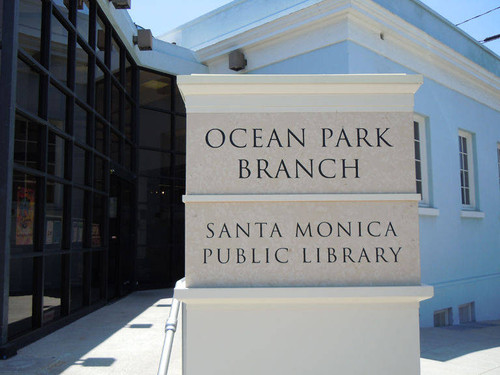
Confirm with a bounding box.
[260,43,500,326]
[157,0,500,327]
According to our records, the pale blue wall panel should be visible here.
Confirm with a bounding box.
[249,40,500,327]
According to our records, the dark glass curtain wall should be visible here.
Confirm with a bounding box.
[137,69,185,287]
[0,0,186,354]
[2,0,140,346]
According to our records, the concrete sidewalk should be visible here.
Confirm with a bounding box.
[0,289,182,375]
[0,289,499,374]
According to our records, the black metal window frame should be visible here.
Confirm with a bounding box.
[1,0,140,351]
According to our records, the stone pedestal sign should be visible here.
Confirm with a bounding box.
[175,74,433,375]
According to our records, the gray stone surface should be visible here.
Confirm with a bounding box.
[0,288,499,374]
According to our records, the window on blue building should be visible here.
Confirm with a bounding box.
[414,115,429,205]
[458,131,476,209]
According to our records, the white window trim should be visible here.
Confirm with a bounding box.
[497,143,500,190]
[419,207,439,217]
[458,130,476,210]
[460,210,484,219]
[414,114,430,206]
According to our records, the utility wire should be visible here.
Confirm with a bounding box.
[479,33,500,43]
[455,5,500,26]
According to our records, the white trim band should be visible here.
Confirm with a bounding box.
[418,207,440,217]
[178,74,423,113]
[183,193,421,203]
[460,210,485,219]
[177,73,423,89]
[174,279,434,304]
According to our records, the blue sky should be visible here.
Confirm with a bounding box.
[127,0,500,56]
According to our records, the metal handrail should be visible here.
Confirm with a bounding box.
[157,298,181,375]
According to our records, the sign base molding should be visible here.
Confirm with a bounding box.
[174,279,433,375]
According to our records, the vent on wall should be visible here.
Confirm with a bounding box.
[434,307,452,327]
[133,29,153,51]
[459,302,476,324]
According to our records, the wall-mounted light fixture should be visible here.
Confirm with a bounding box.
[229,50,247,71]
[110,0,131,9]
[133,29,153,51]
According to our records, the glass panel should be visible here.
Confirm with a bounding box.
[174,154,186,179]
[75,42,88,101]
[43,255,62,323]
[138,177,148,203]
[139,150,171,177]
[70,252,84,312]
[174,116,186,152]
[415,160,421,180]
[125,57,133,95]
[139,71,171,111]
[413,121,420,140]
[72,188,85,247]
[91,251,103,302]
[8,257,33,339]
[464,188,470,205]
[173,184,185,206]
[110,37,120,78]
[92,194,105,247]
[53,0,68,18]
[47,132,65,178]
[124,142,132,170]
[96,15,106,61]
[139,109,171,149]
[174,83,185,113]
[74,104,87,143]
[14,115,40,170]
[95,65,106,118]
[94,156,105,191]
[111,131,120,163]
[137,178,171,283]
[76,0,90,41]
[124,98,133,140]
[416,180,422,195]
[18,0,42,62]
[50,14,69,86]
[10,172,37,252]
[73,146,86,185]
[46,182,64,249]
[95,120,105,154]
[17,58,40,114]
[414,140,421,160]
[111,84,120,129]
[48,85,66,130]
